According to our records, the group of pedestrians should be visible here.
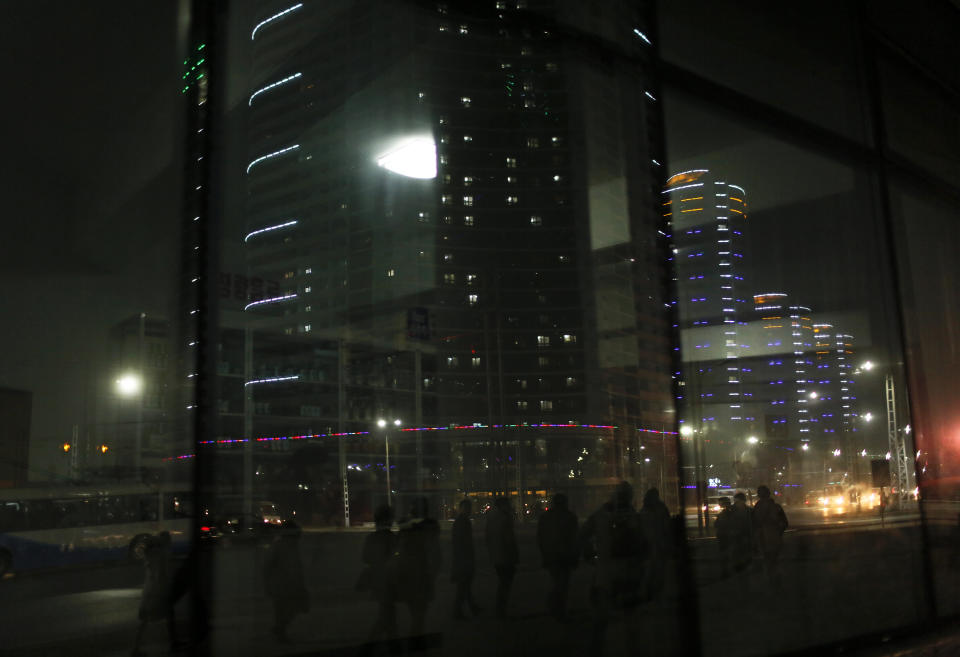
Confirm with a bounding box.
[714,485,789,588]
[355,483,674,651]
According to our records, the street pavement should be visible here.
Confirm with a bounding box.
[2,510,958,657]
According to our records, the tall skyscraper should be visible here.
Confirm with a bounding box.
[211,0,676,519]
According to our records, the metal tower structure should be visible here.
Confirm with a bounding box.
[886,374,910,506]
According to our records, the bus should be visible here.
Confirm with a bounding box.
[0,483,192,577]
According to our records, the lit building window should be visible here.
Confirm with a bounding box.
[442,195,452,205]
[439,154,448,165]
[303,324,312,332]
[463,176,474,186]
[518,378,528,389]
[444,273,456,284]
[464,215,475,226]
[461,96,472,107]
[551,136,561,145]
[463,134,473,142]
[507,176,516,184]
[283,270,295,279]
[447,356,459,367]
[463,195,474,206]
[304,267,312,274]
[517,400,528,410]
[439,23,449,32]
[553,175,561,182]
[545,62,558,72]
[537,335,550,346]
[540,400,553,410]
[443,215,452,224]
[468,294,479,306]
[530,215,542,226]
[506,157,517,168]
[459,24,469,34]
[506,195,518,205]
[558,255,569,263]
[304,305,312,312]
[386,269,395,277]
[471,357,481,368]
[466,273,477,285]
[538,356,549,367]
[443,253,454,262]
[521,46,532,56]
[563,334,576,343]
[527,137,539,148]
[524,99,535,109]
[523,82,534,92]
[418,211,430,222]
[566,376,576,387]
[304,285,312,293]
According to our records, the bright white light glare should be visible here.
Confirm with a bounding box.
[809,391,818,399]
[377,419,387,428]
[679,425,694,437]
[747,436,759,444]
[863,412,874,422]
[394,419,402,426]
[862,360,875,371]
[376,138,437,179]
[801,443,809,451]
[245,220,298,242]
[116,374,143,397]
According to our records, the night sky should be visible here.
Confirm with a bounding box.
[0,2,183,475]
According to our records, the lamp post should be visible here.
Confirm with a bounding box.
[377,418,401,506]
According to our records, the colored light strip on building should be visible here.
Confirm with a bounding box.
[244,219,298,242]
[251,3,304,40]
[246,144,300,174]
[637,428,679,435]
[244,293,298,310]
[662,183,704,193]
[249,72,302,106]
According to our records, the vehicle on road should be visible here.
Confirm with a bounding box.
[0,483,192,577]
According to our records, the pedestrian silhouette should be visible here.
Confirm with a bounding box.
[451,499,482,619]
[752,485,788,589]
[729,492,754,576]
[537,493,579,621]
[714,496,733,577]
[360,505,399,642]
[131,531,182,656]
[263,520,309,643]
[395,497,442,637]
[580,481,648,654]
[485,496,519,619]
[639,487,671,601]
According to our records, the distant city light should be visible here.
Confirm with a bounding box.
[863,412,874,422]
[747,436,759,444]
[801,443,809,451]
[680,425,694,437]
[862,360,875,371]
[376,137,437,179]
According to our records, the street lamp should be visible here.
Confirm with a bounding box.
[376,418,402,506]
[115,372,144,480]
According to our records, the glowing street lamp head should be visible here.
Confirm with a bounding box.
[863,412,874,423]
[861,360,875,371]
[116,373,143,397]
[808,391,818,399]
[801,443,810,451]
[393,419,402,427]
[376,137,437,179]
[679,425,694,437]
[747,436,759,444]
[377,419,387,428]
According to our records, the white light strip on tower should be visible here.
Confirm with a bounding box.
[644,91,657,101]
[244,220,298,242]
[244,293,298,310]
[633,28,652,45]
[728,184,746,194]
[251,3,304,40]
[249,73,302,106]
[662,183,704,193]
[245,375,300,387]
[246,144,300,174]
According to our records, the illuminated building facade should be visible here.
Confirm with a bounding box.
[212,0,676,519]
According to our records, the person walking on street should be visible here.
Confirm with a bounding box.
[131,531,182,656]
[729,492,754,576]
[451,499,481,619]
[752,485,788,589]
[579,481,648,655]
[536,493,579,621]
[714,497,733,577]
[395,497,442,637]
[263,520,310,643]
[360,505,399,642]
[639,488,672,601]
[485,496,519,619]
